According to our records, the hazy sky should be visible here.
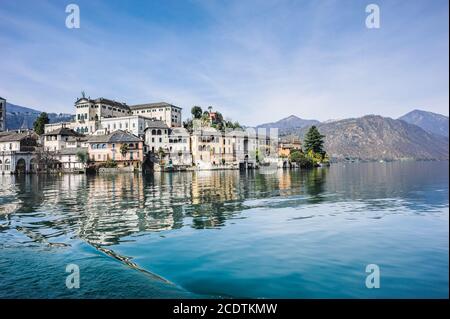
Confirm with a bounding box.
[0,0,448,125]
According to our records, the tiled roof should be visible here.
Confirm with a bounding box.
[75,97,130,109]
[66,136,88,142]
[130,102,181,110]
[143,120,169,130]
[43,127,84,137]
[0,132,33,142]
[87,130,142,143]
[170,127,190,136]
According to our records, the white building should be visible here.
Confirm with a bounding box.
[42,126,86,151]
[0,131,39,174]
[130,102,182,128]
[0,97,5,132]
[144,121,170,153]
[44,121,75,133]
[55,147,88,171]
[99,115,156,138]
[168,127,192,166]
[74,97,131,134]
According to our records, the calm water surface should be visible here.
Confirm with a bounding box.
[0,161,448,298]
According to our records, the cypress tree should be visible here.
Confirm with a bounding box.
[303,126,326,156]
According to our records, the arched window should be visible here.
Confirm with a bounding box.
[4,159,11,171]
[0,159,2,171]
[157,129,162,135]
[151,129,156,135]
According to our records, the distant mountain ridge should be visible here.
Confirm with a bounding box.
[256,115,320,134]
[294,115,449,161]
[398,109,449,137]
[5,102,73,130]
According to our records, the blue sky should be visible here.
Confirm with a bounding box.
[0,0,448,125]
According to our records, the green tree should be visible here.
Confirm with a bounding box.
[191,106,203,119]
[290,150,314,168]
[120,143,129,158]
[183,119,193,132]
[76,150,88,166]
[303,126,326,157]
[33,112,50,135]
[104,159,117,168]
[157,147,166,165]
[212,111,223,124]
[201,112,210,125]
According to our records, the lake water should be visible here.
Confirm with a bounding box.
[0,161,448,298]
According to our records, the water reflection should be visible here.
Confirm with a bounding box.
[0,161,448,248]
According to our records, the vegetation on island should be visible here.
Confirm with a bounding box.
[183,106,242,132]
[289,126,329,168]
[33,112,50,135]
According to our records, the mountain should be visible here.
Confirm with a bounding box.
[294,115,449,161]
[5,102,74,130]
[398,109,449,137]
[256,115,320,134]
